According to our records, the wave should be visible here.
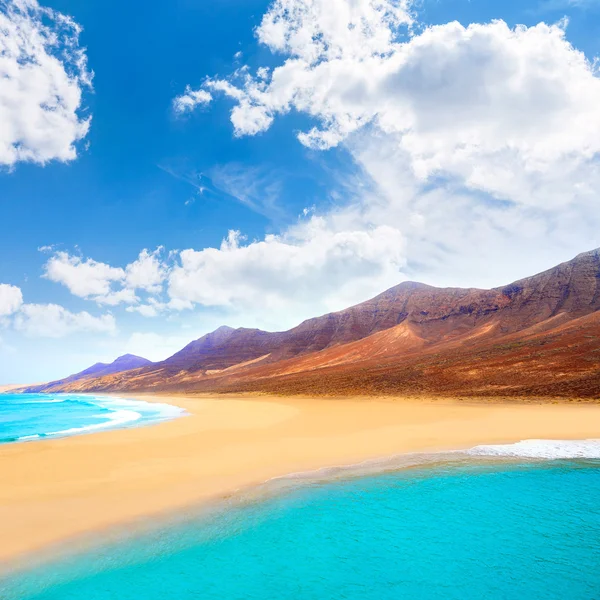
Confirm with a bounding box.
[85,396,187,423]
[1,394,187,444]
[23,398,67,404]
[46,409,144,439]
[467,439,600,459]
[263,440,600,491]
[41,395,187,440]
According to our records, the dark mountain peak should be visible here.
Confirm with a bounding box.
[492,247,600,322]
[113,354,149,364]
[183,327,236,349]
[73,354,151,380]
[187,324,258,348]
[506,246,600,286]
[197,325,270,343]
[22,353,152,393]
[391,281,435,292]
[160,324,275,374]
[213,325,235,334]
[573,247,600,261]
[87,361,107,370]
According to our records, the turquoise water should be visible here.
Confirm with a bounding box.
[3,456,599,599]
[0,393,185,443]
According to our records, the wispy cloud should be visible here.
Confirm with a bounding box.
[209,163,287,221]
[159,162,287,221]
[172,86,212,115]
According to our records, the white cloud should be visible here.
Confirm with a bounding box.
[19,1,599,340]
[0,0,92,167]
[95,288,139,307]
[167,221,406,320]
[171,2,600,301]
[13,303,116,338]
[44,251,129,302]
[173,85,212,114]
[181,0,413,136]
[126,298,167,318]
[204,18,600,209]
[254,0,413,62]
[125,248,168,294]
[0,284,23,317]
[0,281,115,340]
[43,248,169,308]
[202,0,414,140]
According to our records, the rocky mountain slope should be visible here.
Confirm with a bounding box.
[26,354,152,393]
[26,249,600,398]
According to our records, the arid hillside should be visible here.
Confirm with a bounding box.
[24,249,600,398]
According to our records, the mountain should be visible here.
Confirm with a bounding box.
[72,354,153,380]
[25,354,152,393]
[26,249,600,398]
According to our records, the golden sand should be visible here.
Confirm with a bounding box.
[1,394,600,564]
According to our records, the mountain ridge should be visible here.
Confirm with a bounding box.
[23,248,600,397]
[32,354,153,391]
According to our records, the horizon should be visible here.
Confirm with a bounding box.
[2,0,600,383]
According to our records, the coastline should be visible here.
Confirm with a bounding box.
[0,393,187,444]
[1,393,600,569]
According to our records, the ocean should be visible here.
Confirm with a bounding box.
[0,393,185,443]
[2,442,599,599]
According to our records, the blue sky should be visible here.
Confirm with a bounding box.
[1,0,600,383]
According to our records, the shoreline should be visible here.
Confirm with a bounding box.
[0,392,188,444]
[1,393,600,570]
[0,452,560,587]
[0,448,529,582]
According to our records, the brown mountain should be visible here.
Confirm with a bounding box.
[27,249,600,398]
[25,354,152,393]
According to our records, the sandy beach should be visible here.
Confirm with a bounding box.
[1,394,600,567]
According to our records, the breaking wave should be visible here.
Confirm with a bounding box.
[467,439,600,459]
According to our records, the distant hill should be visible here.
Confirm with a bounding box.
[25,249,600,398]
[25,354,152,393]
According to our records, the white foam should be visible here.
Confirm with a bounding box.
[86,395,187,422]
[47,408,143,438]
[17,434,41,441]
[3,394,187,445]
[24,398,66,404]
[467,439,600,459]
[45,395,187,439]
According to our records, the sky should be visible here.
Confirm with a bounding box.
[1,0,600,383]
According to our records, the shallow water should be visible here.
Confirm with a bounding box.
[3,454,599,599]
[0,393,185,443]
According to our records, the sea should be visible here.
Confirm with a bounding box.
[0,393,185,444]
[1,437,599,599]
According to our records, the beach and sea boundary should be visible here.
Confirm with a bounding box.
[1,393,600,570]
